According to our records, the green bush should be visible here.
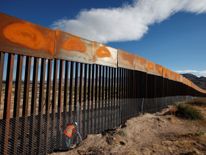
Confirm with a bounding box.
[176,103,203,120]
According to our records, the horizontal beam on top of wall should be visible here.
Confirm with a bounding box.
[0,12,205,94]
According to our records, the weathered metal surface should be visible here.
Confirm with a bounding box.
[108,67,112,129]
[69,62,74,122]
[173,72,180,82]
[11,55,23,154]
[146,60,162,76]
[163,67,171,79]
[37,58,46,153]
[94,64,98,133]
[29,57,39,153]
[51,59,58,149]
[105,66,108,129]
[179,75,184,83]
[134,55,147,73]
[21,56,31,154]
[45,59,52,152]
[78,63,83,135]
[0,12,205,94]
[57,59,64,148]
[0,13,55,58]
[93,42,117,67]
[0,52,4,117]
[82,63,87,138]
[87,64,91,133]
[102,66,106,130]
[55,30,93,63]
[118,49,135,70]
[2,53,14,155]
[167,70,173,81]
[98,65,102,132]
[91,64,95,133]
[74,62,79,123]
[168,70,176,81]
[155,64,163,76]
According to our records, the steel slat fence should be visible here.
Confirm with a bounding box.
[0,52,204,155]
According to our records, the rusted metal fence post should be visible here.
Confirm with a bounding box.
[2,54,14,155]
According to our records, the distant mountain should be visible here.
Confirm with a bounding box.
[182,73,206,90]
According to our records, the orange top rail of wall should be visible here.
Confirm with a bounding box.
[0,12,206,95]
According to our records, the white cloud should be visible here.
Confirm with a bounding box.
[51,0,206,43]
[176,70,206,77]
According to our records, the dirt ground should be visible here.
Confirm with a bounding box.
[53,104,206,155]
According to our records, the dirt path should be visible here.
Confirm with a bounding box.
[53,104,206,155]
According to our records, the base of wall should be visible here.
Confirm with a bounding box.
[0,96,195,155]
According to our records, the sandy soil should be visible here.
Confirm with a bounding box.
[53,104,206,155]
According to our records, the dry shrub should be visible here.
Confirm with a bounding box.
[176,103,203,120]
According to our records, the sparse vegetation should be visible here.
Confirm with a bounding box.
[175,103,203,120]
[194,131,205,136]
[116,130,126,137]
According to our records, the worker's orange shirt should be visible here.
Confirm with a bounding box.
[64,124,76,138]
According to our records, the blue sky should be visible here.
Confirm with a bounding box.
[1,0,206,76]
